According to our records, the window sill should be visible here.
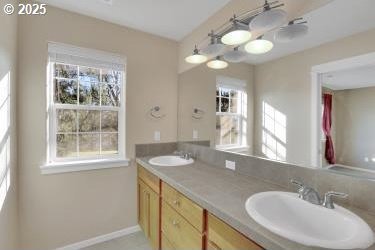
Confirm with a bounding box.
[40,158,130,175]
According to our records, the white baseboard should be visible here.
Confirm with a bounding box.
[56,225,141,250]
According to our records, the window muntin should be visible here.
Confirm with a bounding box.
[49,62,124,162]
[215,87,245,147]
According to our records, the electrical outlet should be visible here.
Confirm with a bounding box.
[225,160,235,170]
[154,131,160,141]
[193,129,198,139]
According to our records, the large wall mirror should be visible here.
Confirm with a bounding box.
[177,0,375,180]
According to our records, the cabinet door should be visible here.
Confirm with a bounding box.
[207,213,263,250]
[138,180,149,237]
[149,189,160,250]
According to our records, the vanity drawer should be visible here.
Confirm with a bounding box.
[161,200,203,250]
[161,232,175,250]
[207,213,263,250]
[161,181,204,232]
[138,165,160,194]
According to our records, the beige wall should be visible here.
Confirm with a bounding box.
[178,63,254,150]
[253,28,375,167]
[333,87,375,170]
[17,5,178,249]
[0,0,19,249]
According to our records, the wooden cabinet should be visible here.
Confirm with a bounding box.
[138,166,160,250]
[138,165,264,250]
[207,213,263,250]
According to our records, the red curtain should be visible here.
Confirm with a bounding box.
[322,93,336,164]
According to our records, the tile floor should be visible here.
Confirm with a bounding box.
[82,231,151,250]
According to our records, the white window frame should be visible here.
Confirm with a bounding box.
[215,76,247,150]
[41,42,129,174]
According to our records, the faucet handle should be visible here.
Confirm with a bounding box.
[291,179,305,198]
[322,191,348,209]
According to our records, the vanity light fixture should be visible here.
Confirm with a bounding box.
[207,56,228,69]
[274,18,308,43]
[245,36,273,54]
[249,0,287,32]
[201,31,226,56]
[223,47,248,63]
[185,45,208,64]
[221,18,252,46]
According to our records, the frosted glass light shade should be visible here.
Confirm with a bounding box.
[185,53,207,64]
[245,39,273,54]
[201,43,226,56]
[250,9,287,32]
[274,24,308,42]
[223,48,248,63]
[207,57,228,69]
[221,30,252,46]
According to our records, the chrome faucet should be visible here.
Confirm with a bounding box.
[322,191,348,209]
[173,151,193,160]
[291,179,348,209]
[291,179,321,205]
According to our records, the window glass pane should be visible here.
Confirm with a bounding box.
[230,98,238,113]
[57,134,77,157]
[230,90,238,98]
[54,64,78,79]
[79,134,100,156]
[102,84,120,106]
[57,109,77,133]
[220,88,230,98]
[54,79,78,104]
[101,133,118,155]
[79,81,100,105]
[220,98,229,112]
[101,111,118,132]
[231,117,239,144]
[216,115,232,145]
[216,89,219,97]
[78,110,100,132]
[79,67,100,82]
[101,69,122,84]
[216,97,220,112]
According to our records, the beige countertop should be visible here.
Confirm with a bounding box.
[136,157,375,250]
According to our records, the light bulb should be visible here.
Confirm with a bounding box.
[245,38,273,54]
[185,46,207,64]
[207,56,228,69]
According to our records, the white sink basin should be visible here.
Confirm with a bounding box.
[148,155,194,167]
[246,191,374,249]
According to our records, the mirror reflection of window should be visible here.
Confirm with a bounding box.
[215,77,247,150]
[261,101,287,161]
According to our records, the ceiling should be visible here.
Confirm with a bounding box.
[243,0,375,64]
[37,0,230,41]
[322,65,375,90]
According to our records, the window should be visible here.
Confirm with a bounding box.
[46,43,127,169]
[215,77,247,148]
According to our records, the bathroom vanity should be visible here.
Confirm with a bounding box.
[137,162,264,250]
[136,150,375,250]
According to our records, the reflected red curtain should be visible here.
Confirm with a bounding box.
[322,93,335,164]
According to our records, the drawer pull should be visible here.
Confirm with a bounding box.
[172,219,179,226]
[173,200,180,206]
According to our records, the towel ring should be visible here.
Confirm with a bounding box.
[150,106,166,119]
[192,108,205,119]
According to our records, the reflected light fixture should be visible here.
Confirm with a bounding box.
[245,36,273,54]
[201,31,226,56]
[185,45,208,64]
[207,56,228,69]
[249,0,286,32]
[223,47,248,63]
[274,18,308,43]
[221,19,252,46]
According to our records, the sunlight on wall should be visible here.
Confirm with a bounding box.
[262,101,287,161]
[0,72,11,212]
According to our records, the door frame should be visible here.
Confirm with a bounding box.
[310,51,375,168]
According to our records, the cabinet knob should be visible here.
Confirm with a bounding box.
[173,200,180,206]
[172,220,179,226]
